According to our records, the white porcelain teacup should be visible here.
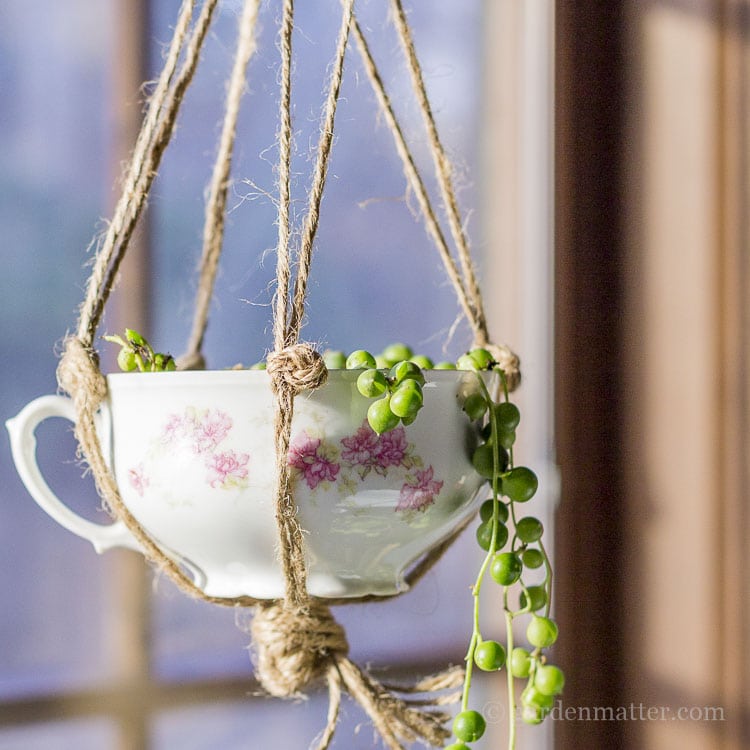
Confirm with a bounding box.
[7,369,493,599]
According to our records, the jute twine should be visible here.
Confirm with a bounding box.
[56,2,520,748]
[180,0,262,372]
[249,5,465,745]
[250,600,463,750]
[77,0,220,347]
[349,7,520,390]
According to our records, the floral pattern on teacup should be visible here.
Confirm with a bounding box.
[206,450,250,489]
[128,463,149,497]
[127,407,250,493]
[340,423,418,478]
[288,433,341,490]
[288,421,443,513]
[161,408,233,454]
[396,466,444,512]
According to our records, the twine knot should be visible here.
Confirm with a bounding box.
[251,601,348,697]
[57,337,108,411]
[487,342,521,392]
[267,343,328,396]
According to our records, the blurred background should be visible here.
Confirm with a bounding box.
[0,1,747,749]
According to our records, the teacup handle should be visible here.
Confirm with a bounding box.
[6,395,141,554]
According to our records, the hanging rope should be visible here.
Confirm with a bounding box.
[180,0,263,371]
[255,4,461,747]
[74,0,219,349]
[57,0,267,610]
[266,0,352,609]
[54,2,522,748]
[389,0,487,343]
[351,9,520,389]
[349,17,481,347]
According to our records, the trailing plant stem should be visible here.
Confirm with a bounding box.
[459,370,520,744]
[462,483,500,711]
[506,607,517,750]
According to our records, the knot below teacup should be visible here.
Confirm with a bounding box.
[250,599,460,749]
[57,336,108,411]
[267,343,328,396]
[251,600,348,697]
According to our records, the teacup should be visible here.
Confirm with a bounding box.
[7,369,493,599]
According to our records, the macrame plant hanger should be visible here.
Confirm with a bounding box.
[56,1,520,748]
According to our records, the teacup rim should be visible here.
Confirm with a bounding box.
[105,368,498,389]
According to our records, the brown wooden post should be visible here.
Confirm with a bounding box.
[554,2,629,748]
[556,1,750,749]
[108,2,152,748]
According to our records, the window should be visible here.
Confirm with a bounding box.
[1,1,554,748]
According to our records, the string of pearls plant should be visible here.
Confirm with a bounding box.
[106,332,562,749]
[444,347,562,750]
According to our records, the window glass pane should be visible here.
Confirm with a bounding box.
[150,0,483,364]
[0,0,121,698]
[0,719,117,750]
[151,595,249,682]
[152,694,416,750]
[335,533,484,664]
[152,531,484,681]
[149,0,485,673]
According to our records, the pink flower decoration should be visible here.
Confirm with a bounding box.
[206,450,249,488]
[162,413,190,444]
[341,422,409,477]
[374,426,408,468]
[396,466,444,512]
[341,423,379,465]
[193,410,232,454]
[288,433,340,490]
[128,464,149,497]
